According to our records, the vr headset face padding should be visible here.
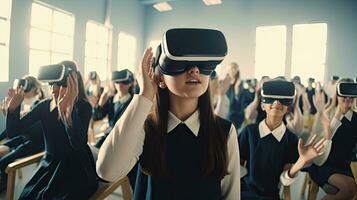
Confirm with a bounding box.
[153,28,228,76]
[37,64,73,87]
[261,80,295,105]
[111,69,134,84]
[337,82,357,98]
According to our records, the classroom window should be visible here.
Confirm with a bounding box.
[254,25,287,79]
[29,2,74,76]
[85,21,112,80]
[0,0,12,82]
[117,32,137,73]
[291,23,327,84]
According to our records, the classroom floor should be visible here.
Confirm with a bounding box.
[0,163,327,200]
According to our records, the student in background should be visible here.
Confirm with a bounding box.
[209,71,230,119]
[225,62,246,129]
[239,79,325,200]
[92,69,135,148]
[85,71,104,110]
[244,76,269,125]
[5,61,97,199]
[0,76,45,192]
[309,78,357,200]
[245,77,304,135]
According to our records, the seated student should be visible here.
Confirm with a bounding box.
[225,62,246,129]
[209,71,230,119]
[96,29,240,199]
[245,77,304,135]
[5,61,97,199]
[239,79,325,200]
[308,78,357,200]
[0,76,45,192]
[85,71,104,110]
[92,69,134,148]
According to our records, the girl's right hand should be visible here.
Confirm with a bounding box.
[7,88,25,113]
[313,90,326,113]
[320,111,332,140]
[138,48,156,101]
[98,87,110,107]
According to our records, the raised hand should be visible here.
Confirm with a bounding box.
[138,47,156,101]
[313,90,326,113]
[58,73,78,126]
[298,134,325,164]
[7,88,25,113]
[98,87,110,107]
[320,111,332,140]
[87,95,99,108]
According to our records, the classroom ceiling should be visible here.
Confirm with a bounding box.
[137,0,177,5]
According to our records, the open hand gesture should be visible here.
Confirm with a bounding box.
[138,48,156,101]
[7,88,25,113]
[298,134,325,164]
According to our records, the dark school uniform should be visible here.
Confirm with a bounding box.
[308,111,357,186]
[6,98,97,200]
[239,121,299,200]
[134,115,233,200]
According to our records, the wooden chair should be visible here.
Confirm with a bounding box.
[306,175,319,200]
[4,150,133,200]
[283,185,292,200]
[89,176,132,200]
[350,161,357,200]
[5,151,45,200]
[88,117,109,145]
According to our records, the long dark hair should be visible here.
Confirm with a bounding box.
[141,68,229,180]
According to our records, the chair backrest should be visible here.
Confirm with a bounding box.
[89,176,132,200]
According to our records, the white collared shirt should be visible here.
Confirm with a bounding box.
[96,95,240,200]
[113,93,132,104]
[314,110,354,166]
[167,110,200,135]
[256,120,298,186]
[258,120,286,142]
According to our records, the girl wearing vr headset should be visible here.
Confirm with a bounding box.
[0,76,45,192]
[5,61,98,199]
[92,69,135,149]
[97,47,240,199]
[308,78,357,200]
[85,71,104,109]
[239,79,325,200]
[245,77,304,135]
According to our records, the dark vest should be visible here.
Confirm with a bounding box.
[134,117,232,200]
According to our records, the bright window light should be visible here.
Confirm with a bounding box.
[202,0,222,6]
[85,21,112,80]
[153,2,172,12]
[291,23,327,85]
[29,2,74,76]
[255,25,287,79]
[117,32,137,73]
[0,0,12,81]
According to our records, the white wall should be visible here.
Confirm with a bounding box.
[144,0,357,81]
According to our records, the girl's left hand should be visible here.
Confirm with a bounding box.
[298,134,325,164]
[58,73,78,116]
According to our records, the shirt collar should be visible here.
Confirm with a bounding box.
[113,93,131,104]
[49,98,57,112]
[340,110,353,122]
[258,120,286,142]
[167,110,200,136]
